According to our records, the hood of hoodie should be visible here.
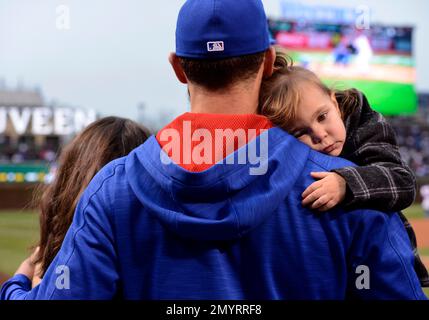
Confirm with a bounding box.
[125,127,310,241]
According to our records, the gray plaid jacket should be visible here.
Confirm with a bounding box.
[333,90,416,211]
[332,90,428,286]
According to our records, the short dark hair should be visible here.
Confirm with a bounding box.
[178,51,266,91]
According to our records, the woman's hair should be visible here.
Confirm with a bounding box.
[34,116,150,276]
[259,49,360,131]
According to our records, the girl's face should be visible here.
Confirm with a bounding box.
[290,84,346,156]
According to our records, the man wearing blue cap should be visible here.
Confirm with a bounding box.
[1,0,426,300]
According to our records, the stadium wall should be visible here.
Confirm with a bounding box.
[0,183,38,210]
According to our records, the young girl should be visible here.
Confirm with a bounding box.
[28,116,150,286]
[259,52,429,287]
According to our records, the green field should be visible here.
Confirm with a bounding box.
[0,207,428,298]
[402,204,426,220]
[324,79,417,115]
[0,211,39,275]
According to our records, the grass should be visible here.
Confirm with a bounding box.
[323,79,417,115]
[403,204,426,220]
[419,248,429,256]
[0,211,39,275]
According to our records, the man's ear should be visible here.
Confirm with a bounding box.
[263,46,276,78]
[169,53,188,84]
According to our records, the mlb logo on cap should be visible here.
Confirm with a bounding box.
[207,41,225,52]
[175,0,270,59]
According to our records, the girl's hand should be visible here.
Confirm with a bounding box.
[31,247,42,287]
[14,256,35,280]
[32,262,42,288]
[302,172,346,212]
[14,247,40,283]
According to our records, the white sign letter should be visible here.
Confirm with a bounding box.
[9,107,31,135]
[0,107,6,133]
[54,108,75,135]
[74,109,96,133]
[32,107,53,135]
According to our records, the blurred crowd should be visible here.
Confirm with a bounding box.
[389,94,429,178]
[0,137,57,164]
[392,120,429,177]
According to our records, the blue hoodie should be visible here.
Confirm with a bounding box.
[1,127,426,299]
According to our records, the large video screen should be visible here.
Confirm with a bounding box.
[268,18,416,115]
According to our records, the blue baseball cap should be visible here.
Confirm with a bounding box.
[175,0,271,59]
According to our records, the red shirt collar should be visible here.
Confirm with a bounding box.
[156,112,273,172]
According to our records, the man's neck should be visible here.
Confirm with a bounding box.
[188,82,260,115]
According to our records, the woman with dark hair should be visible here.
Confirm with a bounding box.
[21,116,150,286]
